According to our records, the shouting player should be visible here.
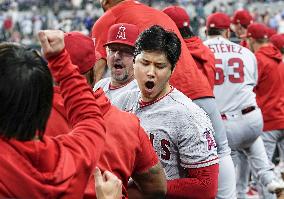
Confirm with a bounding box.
[114,25,219,199]
[93,23,139,101]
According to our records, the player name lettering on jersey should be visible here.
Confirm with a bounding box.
[207,44,243,54]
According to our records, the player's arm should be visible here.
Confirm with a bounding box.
[166,112,219,199]
[167,164,219,199]
[39,30,106,166]
[130,163,166,199]
[94,58,107,83]
[129,124,167,199]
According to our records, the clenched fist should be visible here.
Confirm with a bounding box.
[37,30,65,59]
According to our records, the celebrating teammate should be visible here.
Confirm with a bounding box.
[114,25,219,199]
[93,23,138,100]
[247,23,284,198]
[231,9,254,48]
[44,31,166,199]
[204,12,284,199]
[0,30,109,198]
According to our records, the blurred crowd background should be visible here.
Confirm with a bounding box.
[1,0,284,47]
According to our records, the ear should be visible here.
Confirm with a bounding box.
[225,28,231,39]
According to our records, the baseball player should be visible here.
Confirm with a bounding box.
[270,33,284,60]
[93,23,138,101]
[44,31,167,199]
[204,12,284,199]
[247,23,284,198]
[231,9,254,48]
[231,9,255,197]
[0,30,108,198]
[114,25,219,199]
[162,6,236,199]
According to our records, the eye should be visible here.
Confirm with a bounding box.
[108,48,117,53]
[140,60,149,66]
[156,63,167,69]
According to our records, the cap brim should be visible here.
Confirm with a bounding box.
[104,40,135,47]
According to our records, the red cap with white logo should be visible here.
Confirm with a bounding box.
[104,23,140,47]
[206,12,231,29]
[246,23,269,39]
[232,10,253,28]
[162,6,190,28]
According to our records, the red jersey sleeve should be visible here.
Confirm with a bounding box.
[133,125,159,174]
[47,49,106,167]
[91,12,116,59]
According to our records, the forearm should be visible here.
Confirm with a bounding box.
[166,164,219,199]
[48,49,106,163]
[132,163,167,199]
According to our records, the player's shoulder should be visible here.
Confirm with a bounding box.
[112,89,140,112]
[93,78,111,91]
[168,89,207,119]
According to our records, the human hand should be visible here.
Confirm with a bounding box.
[37,30,65,59]
[95,167,122,199]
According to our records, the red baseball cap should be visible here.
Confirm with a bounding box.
[64,31,98,74]
[206,12,231,29]
[270,34,284,50]
[232,10,253,28]
[246,23,269,39]
[266,27,277,38]
[104,23,139,47]
[162,6,190,28]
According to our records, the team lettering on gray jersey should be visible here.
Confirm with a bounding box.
[113,88,219,180]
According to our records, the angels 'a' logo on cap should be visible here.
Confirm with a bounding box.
[116,25,127,40]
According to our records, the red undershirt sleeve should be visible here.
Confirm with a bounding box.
[167,164,219,199]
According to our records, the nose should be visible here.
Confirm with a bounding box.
[146,64,155,78]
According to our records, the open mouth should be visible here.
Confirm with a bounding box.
[145,81,155,89]
[114,64,123,69]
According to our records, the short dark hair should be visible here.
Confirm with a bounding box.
[134,25,181,71]
[0,43,53,141]
[179,26,195,39]
[207,28,226,36]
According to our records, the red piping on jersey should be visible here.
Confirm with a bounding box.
[109,79,134,90]
[139,86,174,108]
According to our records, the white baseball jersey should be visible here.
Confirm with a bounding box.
[93,77,138,102]
[113,88,219,180]
[204,37,258,113]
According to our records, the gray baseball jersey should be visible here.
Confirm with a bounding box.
[93,77,138,101]
[204,37,258,113]
[113,88,219,180]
